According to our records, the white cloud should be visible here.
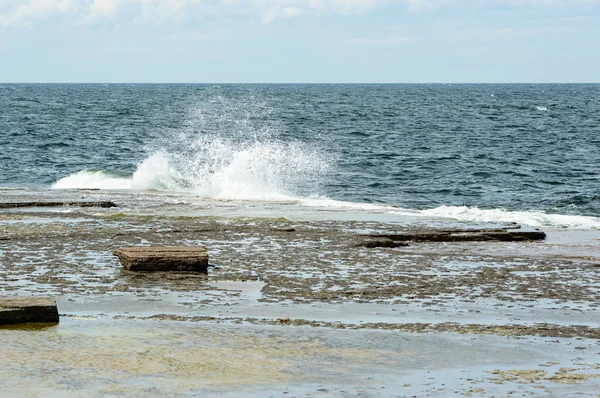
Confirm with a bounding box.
[1,0,598,28]
[221,0,384,24]
[86,0,119,22]
[283,6,303,17]
[260,5,304,24]
[139,0,186,23]
[0,0,74,27]
[492,0,599,6]
[399,0,600,13]
[308,0,380,14]
[136,0,222,24]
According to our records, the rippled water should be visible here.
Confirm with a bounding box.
[4,319,597,397]
[0,320,402,396]
[1,83,599,226]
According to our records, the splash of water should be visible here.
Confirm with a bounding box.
[53,96,332,201]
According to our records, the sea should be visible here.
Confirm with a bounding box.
[1,83,599,228]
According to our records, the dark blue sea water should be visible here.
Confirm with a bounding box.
[1,84,599,226]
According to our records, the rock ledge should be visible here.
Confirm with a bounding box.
[0,297,59,325]
[113,246,209,272]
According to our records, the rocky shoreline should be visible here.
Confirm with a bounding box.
[0,202,598,330]
[1,199,599,395]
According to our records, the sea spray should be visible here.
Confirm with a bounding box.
[52,170,132,190]
[53,95,334,200]
[52,138,331,200]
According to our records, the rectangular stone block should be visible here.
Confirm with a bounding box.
[113,246,209,272]
[0,297,59,325]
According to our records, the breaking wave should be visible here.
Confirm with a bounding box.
[50,93,599,229]
[52,135,332,202]
[53,93,335,200]
[52,170,132,190]
[390,205,600,229]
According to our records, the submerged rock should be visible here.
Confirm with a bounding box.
[271,228,296,233]
[358,238,410,248]
[0,297,59,325]
[113,246,209,272]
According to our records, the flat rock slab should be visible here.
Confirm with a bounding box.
[362,226,546,245]
[0,297,59,325]
[113,246,209,272]
[0,201,117,209]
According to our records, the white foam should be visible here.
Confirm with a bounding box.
[49,170,600,229]
[52,134,331,202]
[300,197,396,211]
[130,152,185,191]
[535,106,548,111]
[393,205,600,230]
[52,170,132,190]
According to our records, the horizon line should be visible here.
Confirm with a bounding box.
[2,82,599,85]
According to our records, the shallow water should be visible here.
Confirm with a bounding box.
[2,319,599,397]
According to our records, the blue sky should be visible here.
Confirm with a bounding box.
[0,0,599,83]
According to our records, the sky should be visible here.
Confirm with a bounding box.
[0,0,599,83]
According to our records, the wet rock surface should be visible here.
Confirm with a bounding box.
[113,246,209,272]
[0,201,117,209]
[1,201,599,396]
[0,209,598,339]
[365,226,546,242]
[357,237,410,248]
[0,296,59,325]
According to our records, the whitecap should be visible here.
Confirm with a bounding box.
[52,133,331,202]
[52,170,132,190]
[300,197,396,211]
[391,205,600,229]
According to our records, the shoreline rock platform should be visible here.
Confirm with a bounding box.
[0,297,59,325]
[113,246,209,272]
[2,207,600,396]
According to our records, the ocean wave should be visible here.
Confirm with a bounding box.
[52,136,331,202]
[50,168,600,229]
[52,170,132,190]
[300,197,397,211]
[53,96,332,201]
[395,205,600,229]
